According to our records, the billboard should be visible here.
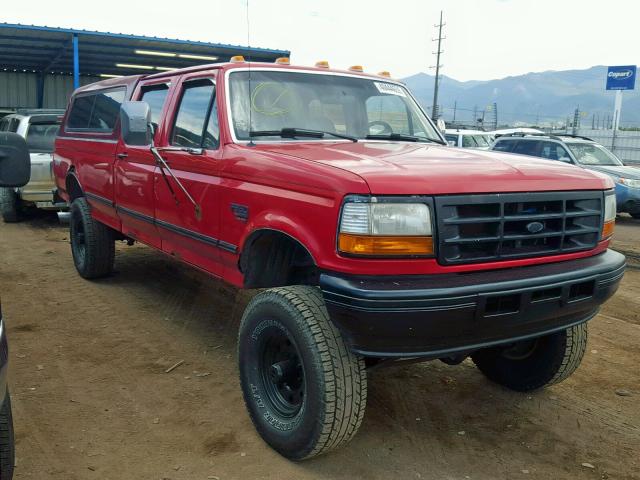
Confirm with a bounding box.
[606,65,636,90]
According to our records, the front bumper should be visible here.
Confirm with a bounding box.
[320,249,626,358]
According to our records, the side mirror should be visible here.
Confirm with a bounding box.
[0,132,31,187]
[120,101,152,146]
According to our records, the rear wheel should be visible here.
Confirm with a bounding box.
[0,188,19,223]
[0,390,15,480]
[70,197,115,279]
[238,286,367,460]
[472,323,588,392]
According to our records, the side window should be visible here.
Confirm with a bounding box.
[444,134,457,144]
[140,84,170,134]
[67,88,125,132]
[540,142,572,162]
[512,140,542,157]
[493,139,516,152]
[3,118,20,133]
[171,80,218,149]
[462,135,477,148]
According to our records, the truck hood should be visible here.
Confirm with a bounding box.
[585,164,640,180]
[260,142,612,194]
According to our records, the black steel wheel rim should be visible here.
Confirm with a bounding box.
[259,326,305,418]
[501,339,539,360]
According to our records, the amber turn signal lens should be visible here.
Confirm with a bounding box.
[338,234,433,256]
[602,220,615,239]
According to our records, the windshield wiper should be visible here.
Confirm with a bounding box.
[366,133,443,144]
[250,128,358,143]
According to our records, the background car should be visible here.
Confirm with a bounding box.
[444,128,494,149]
[0,109,65,222]
[492,133,640,218]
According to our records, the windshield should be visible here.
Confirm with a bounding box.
[228,70,442,143]
[26,122,59,153]
[566,143,623,166]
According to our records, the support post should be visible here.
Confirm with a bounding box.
[72,34,80,90]
[612,90,623,131]
[36,72,45,108]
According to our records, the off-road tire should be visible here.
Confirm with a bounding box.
[238,286,367,460]
[472,323,588,392]
[0,188,19,223]
[70,197,115,279]
[0,390,15,480]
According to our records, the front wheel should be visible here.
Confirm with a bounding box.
[238,286,367,460]
[70,197,115,279]
[472,323,588,392]
[0,188,20,223]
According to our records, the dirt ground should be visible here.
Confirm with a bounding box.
[0,212,638,480]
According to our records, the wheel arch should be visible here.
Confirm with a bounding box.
[239,227,319,289]
[65,169,84,202]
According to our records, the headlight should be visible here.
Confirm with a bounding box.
[602,192,616,239]
[618,178,640,189]
[339,199,434,256]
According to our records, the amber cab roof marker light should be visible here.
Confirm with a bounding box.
[275,57,290,65]
[348,65,364,72]
[315,60,330,68]
[230,55,245,63]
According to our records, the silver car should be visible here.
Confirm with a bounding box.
[0,110,66,222]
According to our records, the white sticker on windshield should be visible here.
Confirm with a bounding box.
[374,82,406,97]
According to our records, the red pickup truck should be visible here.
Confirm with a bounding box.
[53,59,625,460]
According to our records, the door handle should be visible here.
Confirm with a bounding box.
[117,152,128,159]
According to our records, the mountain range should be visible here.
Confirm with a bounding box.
[402,66,640,128]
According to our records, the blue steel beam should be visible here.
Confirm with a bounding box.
[72,34,79,89]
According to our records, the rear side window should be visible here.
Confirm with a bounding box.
[171,80,218,149]
[0,117,20,133]
[493,139,516,152]
[140,84,170,134]
[512,140,542,157]
[540,141,571,162]
[67,88,126,132]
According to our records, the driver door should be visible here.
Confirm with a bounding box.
[154,71,224,277]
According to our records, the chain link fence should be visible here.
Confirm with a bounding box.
[548,129,640,166]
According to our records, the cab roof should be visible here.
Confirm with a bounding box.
[72,61,404,93]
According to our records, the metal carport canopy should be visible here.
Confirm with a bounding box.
[0,23,290,88]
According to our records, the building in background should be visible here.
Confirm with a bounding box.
[0,23,289,114]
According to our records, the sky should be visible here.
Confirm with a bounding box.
[4,0,640,81]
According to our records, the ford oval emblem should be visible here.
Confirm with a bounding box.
[526,221,544,234]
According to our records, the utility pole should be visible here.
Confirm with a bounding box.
[492,102,498,130]
[430,11,445,121]
[452,100,457,123]
[572,107,580,135]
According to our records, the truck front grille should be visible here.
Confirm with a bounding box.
[435,191,603,265]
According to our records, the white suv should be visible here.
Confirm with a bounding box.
[0,110,65,222]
